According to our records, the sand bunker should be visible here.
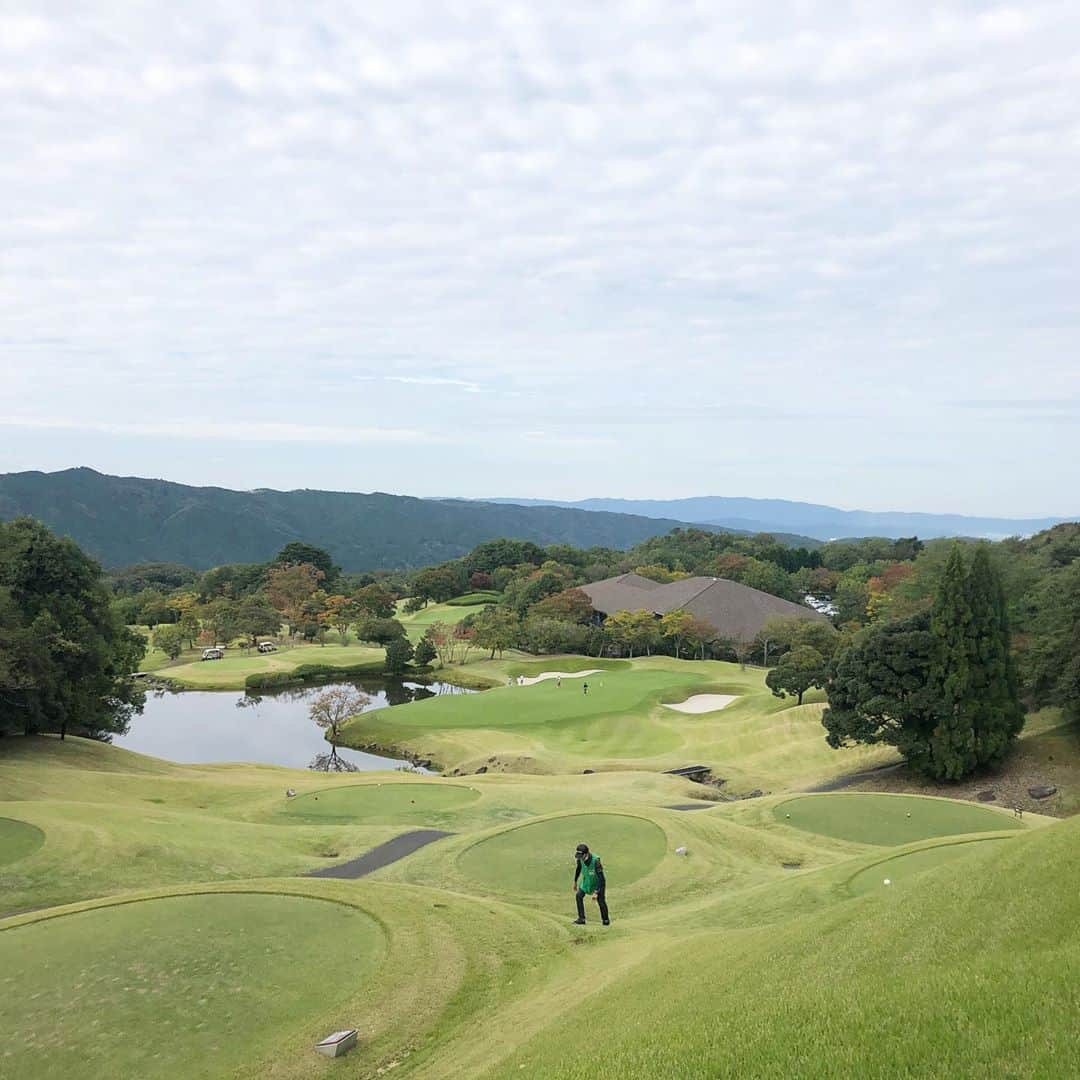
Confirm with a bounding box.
[663,694,739,714]
[518,669,602,686]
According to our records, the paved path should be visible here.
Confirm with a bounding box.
[306,829,454,880]
[665,803,719,811]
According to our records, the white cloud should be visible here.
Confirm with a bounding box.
[0,416,444,446]
[0,1,1077,513]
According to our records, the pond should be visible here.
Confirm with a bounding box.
[114,679,472,772]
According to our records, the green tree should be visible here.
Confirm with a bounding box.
[926,545,978,779]
[963,544,1024,766]
[1023,558,1080,724]
[765,645,825,706]
[0,518,146,740]
[320,594,356,645]
[274,542,340,585]
[153,624,184,660]
[822,612,939,767]
[384,636,415,675]
[357,616,408,645]
[472,606,520,658]
[178,610,201,650]
[659,609,696,659]
[605,609,660,658]
[413,637,437,667]
[824,544,1023,781]
[233,594,281,646]
[529,587,595,624]
[519,616,592,655]
[412,564,465,605]
[466,538,545,573]
[353,583,395,619]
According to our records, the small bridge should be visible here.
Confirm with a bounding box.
[665,765,712,781]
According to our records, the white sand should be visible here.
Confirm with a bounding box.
[518,669,602,686]
[663,694,739,714]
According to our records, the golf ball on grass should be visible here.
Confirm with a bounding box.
[883,878,891,886]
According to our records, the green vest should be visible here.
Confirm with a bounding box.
[578,853,601,894]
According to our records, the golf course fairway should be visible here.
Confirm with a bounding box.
[2,655,1076,1079]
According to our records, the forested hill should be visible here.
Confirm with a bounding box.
[0,468,711,571]
[486,495,1068,541]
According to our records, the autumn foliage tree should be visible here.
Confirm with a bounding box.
[267,562,324,635]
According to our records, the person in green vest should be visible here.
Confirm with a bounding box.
[573,843,609,925]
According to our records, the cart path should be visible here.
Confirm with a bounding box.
[306,829,455,879]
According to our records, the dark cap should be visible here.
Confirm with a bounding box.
[575,843,589,855]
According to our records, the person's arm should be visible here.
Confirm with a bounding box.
[573,860,582,886]
[594,858,605,889]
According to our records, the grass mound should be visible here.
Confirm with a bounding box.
[775,793,1022,846]
[0,817,46,867]
[458,812,666,898]
[284,781,479,821]
[0,892,381,1080]
[847,836,1009,896]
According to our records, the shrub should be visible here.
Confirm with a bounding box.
[445,591,502,606]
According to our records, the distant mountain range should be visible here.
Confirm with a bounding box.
[485,496,1071,542]
[4,469,1065,573]
[0,469,716,571]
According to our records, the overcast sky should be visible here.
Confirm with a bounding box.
[1,2,1078,515]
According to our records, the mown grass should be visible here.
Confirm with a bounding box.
[143,642,386,689]
[340,656,897,786]
[0,893,382,1080]
[775,792,1023,845]
[481,817,1080,1080]
[0,816,45,867]
[1,681,1075,1080]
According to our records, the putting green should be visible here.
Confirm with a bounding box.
[0,892,381,1080]
[849,837,1011,896]
[0,817,45,867]
[458,813,667,896]
[775,794,1022,846]
[284,781,479,821]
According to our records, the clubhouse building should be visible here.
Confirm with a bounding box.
[579,573,829,642]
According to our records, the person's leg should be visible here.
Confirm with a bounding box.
[575,889,586,922]
[596,885,609,924]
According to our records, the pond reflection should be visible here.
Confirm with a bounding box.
[115,678,471,771]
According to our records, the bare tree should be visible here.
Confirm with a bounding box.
[309,686,371,765]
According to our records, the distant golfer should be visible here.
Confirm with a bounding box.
[582,681,589,695]
[572,843,609,926]
[556,676,562,689]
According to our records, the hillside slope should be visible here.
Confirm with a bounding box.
[0,468,696,570]
[479,814,1080,1078]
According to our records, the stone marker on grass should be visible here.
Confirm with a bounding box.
[314,1029,358,1058]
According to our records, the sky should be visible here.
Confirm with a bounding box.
[1,2,1078,516]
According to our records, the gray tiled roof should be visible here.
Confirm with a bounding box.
[579,574,828,642]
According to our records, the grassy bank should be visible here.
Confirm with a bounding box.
[1,662,1075,1079]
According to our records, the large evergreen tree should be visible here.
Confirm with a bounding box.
[925,544,978,778]
[966,544,1025,767]
[824,543,1023,781]
[0,518,146,739]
